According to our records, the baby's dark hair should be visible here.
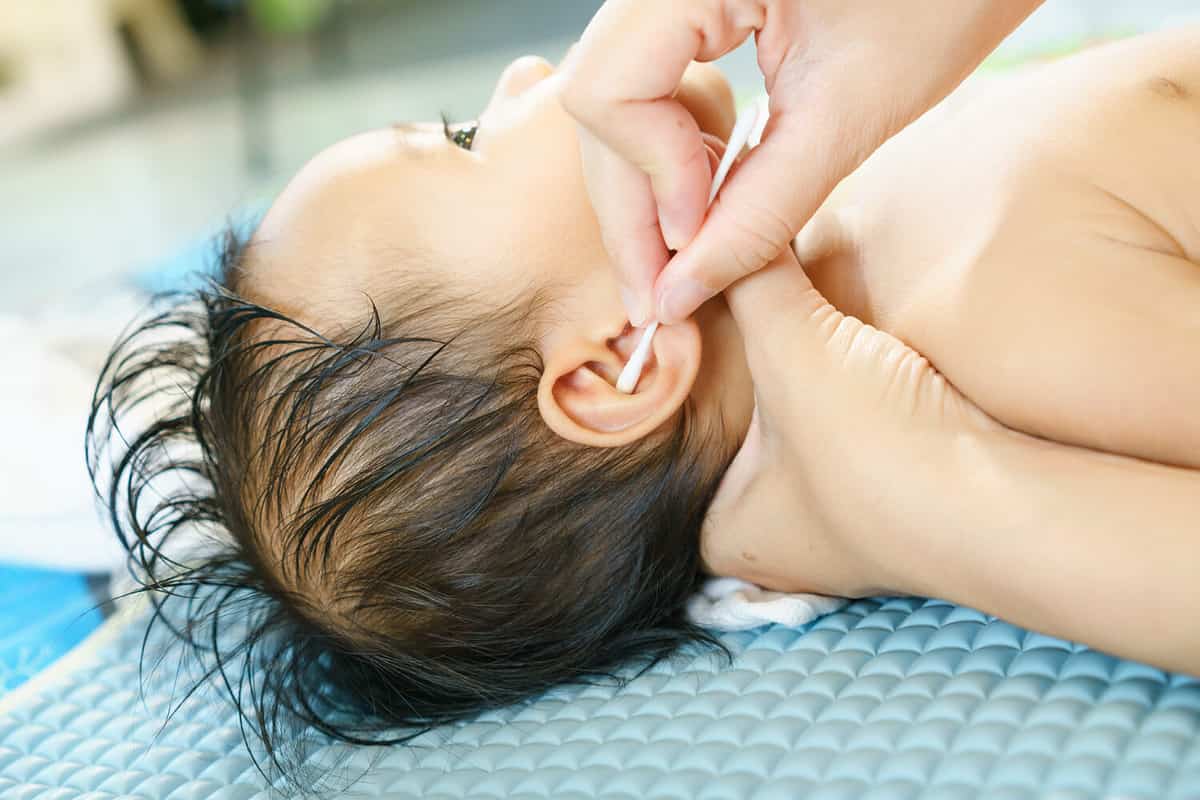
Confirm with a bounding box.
[87,229,734,792]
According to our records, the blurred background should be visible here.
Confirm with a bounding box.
[1,0,1198,693]
[3,0,1200,311]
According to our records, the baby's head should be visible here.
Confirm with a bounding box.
[91,56,753,785]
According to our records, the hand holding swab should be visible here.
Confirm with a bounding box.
[616,98,765,394]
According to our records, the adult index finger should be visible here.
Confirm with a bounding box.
[576,128,671,325]
[563,0,760,253]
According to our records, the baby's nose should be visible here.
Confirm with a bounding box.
[491,55,555,101]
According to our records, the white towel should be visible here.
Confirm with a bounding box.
[0,300,136,573]
[687,577,846,630]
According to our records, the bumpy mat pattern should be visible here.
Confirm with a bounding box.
[2,596,1198,799]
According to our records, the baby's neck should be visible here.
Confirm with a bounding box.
[691,298,755,452]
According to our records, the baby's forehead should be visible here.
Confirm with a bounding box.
[241,139,444,323]
[243,126,547,330]
[239,233,439,336]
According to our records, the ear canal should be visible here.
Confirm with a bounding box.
[606,324,642,362]
[537,319,702,448]
[574,325,652,390]
[616,322,659,394]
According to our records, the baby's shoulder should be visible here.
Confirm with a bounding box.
[966,27,1200,261]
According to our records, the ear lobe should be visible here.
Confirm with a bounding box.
[538,321,702,448]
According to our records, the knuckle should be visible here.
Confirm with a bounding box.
[720,206,789,278]
[599,202,661,242]
[648,136,707,184]
[600,220,662,273]
[745,200,797,253]
[677,137,710,171]
[560,77,606,125]
[713,237,757,286]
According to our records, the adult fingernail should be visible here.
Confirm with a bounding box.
[658,278,712,324]
[660,212,695,253]
[661,220,686,252]
[620,285,648,327]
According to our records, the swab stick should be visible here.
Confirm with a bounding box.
[616,98,765,394]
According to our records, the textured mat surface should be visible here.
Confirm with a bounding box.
[1,596,1198,799]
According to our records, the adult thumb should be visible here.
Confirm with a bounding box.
[654,108,861,324]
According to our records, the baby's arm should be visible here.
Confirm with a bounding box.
[903,428,1200,677]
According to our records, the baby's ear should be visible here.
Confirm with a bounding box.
[537,320,702,447]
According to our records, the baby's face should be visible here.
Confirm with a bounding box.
[247,56,598,317]
[246,55,754,448]
[249,55,736,315]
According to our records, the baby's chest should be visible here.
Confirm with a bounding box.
[856,65,1200,336]
[797,33,1200,464]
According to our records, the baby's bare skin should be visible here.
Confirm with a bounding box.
[796,26,1200,468]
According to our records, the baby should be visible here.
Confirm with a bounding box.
[90,57,750,782]
[89,26,1200,785]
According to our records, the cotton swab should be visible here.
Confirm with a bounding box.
[707,98,764,207]
[615,321,660,393]
[616,97,766,394]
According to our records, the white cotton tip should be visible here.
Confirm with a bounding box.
[616,97,767,395]
[616,322,660,394]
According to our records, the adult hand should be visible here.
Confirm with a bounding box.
[562,0,1043,326]
[698,247,998,598]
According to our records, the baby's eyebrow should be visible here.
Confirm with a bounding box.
[382,123,443,162]
[390,122,455,155]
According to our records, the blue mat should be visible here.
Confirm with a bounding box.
[0,566,104,700]
[2,596,1197,798]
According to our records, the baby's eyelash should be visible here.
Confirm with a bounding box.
[441,113,479,151]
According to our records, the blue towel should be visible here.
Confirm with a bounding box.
[133,210,264,295]
[0,566,105,698]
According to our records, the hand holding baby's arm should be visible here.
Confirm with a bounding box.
[562,0,1044,326]
[699,246,994,599]
[704,251,1200,677]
